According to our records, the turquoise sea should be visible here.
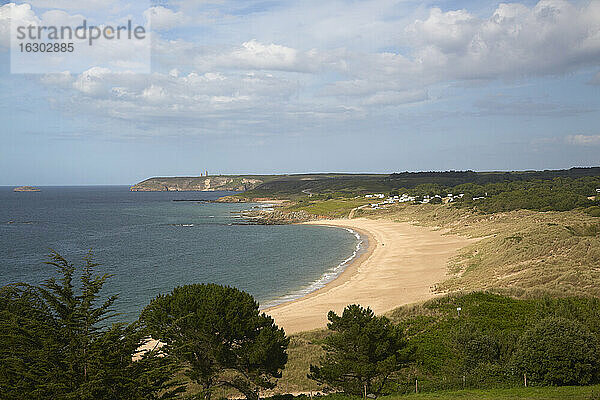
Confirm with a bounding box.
[0,186,360,322]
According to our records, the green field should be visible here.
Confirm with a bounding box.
[287,198,372,218]
[381,385,600,399]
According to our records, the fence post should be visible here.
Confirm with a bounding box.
[415,378,418,394]
[524,373,527,387]
[462,375,466,389]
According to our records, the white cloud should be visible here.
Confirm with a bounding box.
[20,0,121,12]
[149,0,600,102]
[19,0,600,138]
[40,70,73,86]
[2,2,151,72]
[566,135,600,146]
[363,90,429,106]
[405,0,600,80]
[39,9,85,27]
[0,3,40,49]
[155,0,600,83]
[193,40,319,73]
[143,6,189,31]
[40,68,298,125]
[141,84,169,103]
[406,8,478,52]
[231,40,298,70]
[72,66,112,95]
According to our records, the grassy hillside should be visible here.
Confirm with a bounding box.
[266,385,600,399]
[380,385,600,399]
[273,202,600,395]
[286,198,373,218]
[275,292,600,395]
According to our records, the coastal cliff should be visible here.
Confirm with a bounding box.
[130,176,264,192]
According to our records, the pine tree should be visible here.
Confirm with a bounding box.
[309,305,410,396]
[0,251,182,399]
[141,283,289,400]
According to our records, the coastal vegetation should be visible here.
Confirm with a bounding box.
[277,293,600,396]
[0,253,288,400]
[369,385,600,399]
[214,168,600,225]
[2,253,600,399]
[141,284,289,400]
[130,168,600,201]
[4,168,600,399]
[288,198,373,218]
[356,205,600,298]
[274,176,600,216]
[0,251,181,400]
[439,177,600,214]
[308,305,410,396]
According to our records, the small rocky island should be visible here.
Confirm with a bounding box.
[13,186,41,192]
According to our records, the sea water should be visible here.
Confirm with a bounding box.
[0,186,360,322]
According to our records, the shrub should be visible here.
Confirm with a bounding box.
[308,305,410,396]
[585,206,600,217]
[511,316,599,386]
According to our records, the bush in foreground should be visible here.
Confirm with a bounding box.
[512,316,600,386]
[309,305,410,396]
[140,283,289,400]
[0,251,180,400]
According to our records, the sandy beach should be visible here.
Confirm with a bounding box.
[265,218,472,334]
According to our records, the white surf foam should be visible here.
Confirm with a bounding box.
[260,227,364,310]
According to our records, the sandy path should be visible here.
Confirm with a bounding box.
[265,218,472,334]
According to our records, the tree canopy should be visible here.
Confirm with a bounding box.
[512,316,600,386]
[140,283,289,400]
[308,304,410,396]
[0,251,180,400]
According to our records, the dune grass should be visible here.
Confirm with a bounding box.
[275,329,329,394]
[356,204,600,298]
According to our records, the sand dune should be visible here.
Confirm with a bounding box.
[265,218,472,334]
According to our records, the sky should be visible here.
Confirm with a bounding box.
[0,0,599,185]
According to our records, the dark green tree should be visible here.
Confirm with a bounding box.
[140,283,289,400]
[308,304,410,396]
[512,316,600,386]
[0,251,181,400]
[0,284,62,399]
